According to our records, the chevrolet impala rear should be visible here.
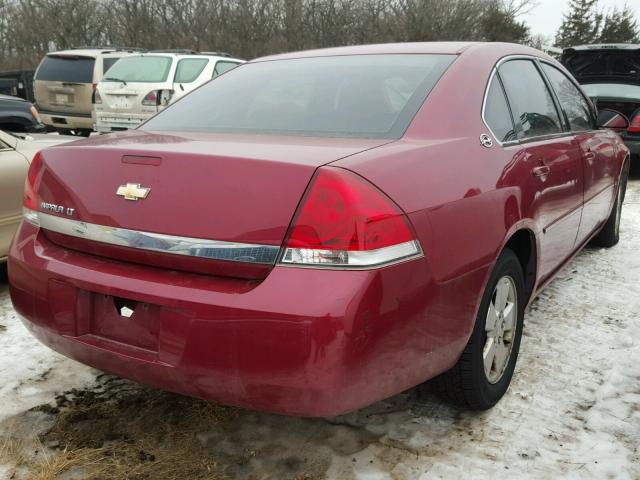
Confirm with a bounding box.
[9,43,629,416]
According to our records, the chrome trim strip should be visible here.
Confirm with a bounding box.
[34,210,280,265]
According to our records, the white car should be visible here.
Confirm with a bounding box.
[94,51,243,133]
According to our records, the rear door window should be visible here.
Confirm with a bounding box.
[499,59,563,140]
[175,58,209,83]
[35,56,95,83]
[541,63,593,132]
[213,61,240,77]
[484,76,516,143]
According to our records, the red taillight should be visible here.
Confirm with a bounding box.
[281,168,421,267]
[94,88,102,104]
[628,113,640,133]
[23,151,43,211]
[142,90,158,106]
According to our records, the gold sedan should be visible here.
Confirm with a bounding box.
[0,130,72,264]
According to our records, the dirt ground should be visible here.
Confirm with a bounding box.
[1,176,639,480]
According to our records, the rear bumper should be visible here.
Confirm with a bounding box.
[8,222,483,416]
[95,112,150,133]
[39,111,94,131]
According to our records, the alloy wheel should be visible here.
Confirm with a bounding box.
[483,275,518,384]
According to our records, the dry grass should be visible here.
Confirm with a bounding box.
[2,376,234,480]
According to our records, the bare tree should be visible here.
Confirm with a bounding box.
[0,0,537,71]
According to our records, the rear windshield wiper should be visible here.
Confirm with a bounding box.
[103,77,127,85]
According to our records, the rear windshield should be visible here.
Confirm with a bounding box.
[562,50,640,80]
[143,54,455,139]
[35,55,95,83]
[102,56,172,83]
[102,57,121,75]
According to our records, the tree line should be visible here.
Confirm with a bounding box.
[0,0,532,70]
[556,0,639,48]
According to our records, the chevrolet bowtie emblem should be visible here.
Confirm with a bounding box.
[116,183,151,201]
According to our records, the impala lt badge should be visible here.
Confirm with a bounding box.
[116,183,151,201]
[41,202,75,216]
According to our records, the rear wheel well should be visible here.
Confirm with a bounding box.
[504,230,536,303]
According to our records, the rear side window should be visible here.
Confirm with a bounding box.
[499,60,562,140]
[484,76,516,143]
[35,56,95,83]
[175,58,209,83]
[213,61,240,77]
[541,64,593,132]
[144,54,456,139]
[102,57,121,75]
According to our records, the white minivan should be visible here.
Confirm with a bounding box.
[94,51,243,133]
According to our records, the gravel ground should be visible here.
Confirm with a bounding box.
[1,177,639,480]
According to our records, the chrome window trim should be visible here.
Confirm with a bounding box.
[32,210,281,265]
[481,67,518,147]
[481,54,580,147]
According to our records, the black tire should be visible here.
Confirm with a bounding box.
[433,249,525,410]
[0,262,7,283]
[591,160,629,248]
[56,128,91,137]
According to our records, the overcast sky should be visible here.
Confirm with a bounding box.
[523,0,640,40]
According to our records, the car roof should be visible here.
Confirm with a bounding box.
[48,49,116,58]
[47,48,142,58]
[252,42,550,62]
[0,93,27,103]
[116,52,243,62]
[564,44,640,52]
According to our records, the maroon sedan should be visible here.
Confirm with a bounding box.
[9,42,630,416]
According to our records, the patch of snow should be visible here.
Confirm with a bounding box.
[0,285,97,423]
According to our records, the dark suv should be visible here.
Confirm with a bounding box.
[562,44,640,160]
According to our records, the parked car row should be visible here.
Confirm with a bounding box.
[31,47,243,136]
[5,42,631,417]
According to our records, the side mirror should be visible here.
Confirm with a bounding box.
[597,109,629,131]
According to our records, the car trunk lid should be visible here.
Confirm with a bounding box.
[36,130,391,278]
